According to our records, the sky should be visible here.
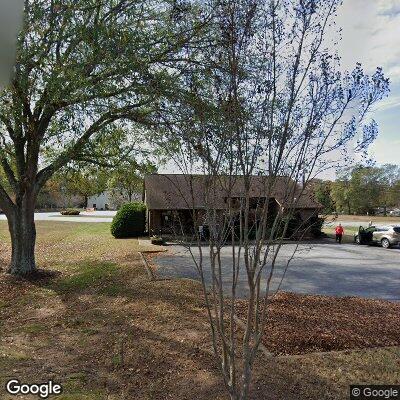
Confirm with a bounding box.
[161,0,400,177]
[0,0,24,89]
[337,0,400,166]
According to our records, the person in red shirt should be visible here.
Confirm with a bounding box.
[335,223,344,244]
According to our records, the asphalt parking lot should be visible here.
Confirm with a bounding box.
[153,240,400,300]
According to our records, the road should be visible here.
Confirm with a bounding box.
[0,211,116,223]
[153,240,400,300]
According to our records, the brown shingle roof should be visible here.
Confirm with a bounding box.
[144,174,322,210]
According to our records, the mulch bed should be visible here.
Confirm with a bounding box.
[235,292,400,356]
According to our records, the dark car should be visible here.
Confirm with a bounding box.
[354,226,375,245]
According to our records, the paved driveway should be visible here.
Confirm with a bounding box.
[0,211,116,223]
[153,241,400,300]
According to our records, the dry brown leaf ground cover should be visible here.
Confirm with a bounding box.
[236,293,400,356]
[0,221,399,400]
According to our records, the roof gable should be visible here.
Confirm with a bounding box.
[144,174,322,210]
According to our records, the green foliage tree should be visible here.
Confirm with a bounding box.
[331,177,352,214]
[109,160,156,205]
[330,165,400,215]
[314,180,335,214]
[0,0,207,275]
[56,166,108,208]
[35,178,64,209]
[377,164,400,214]
[391,181,400,209]
[348,167,381,214]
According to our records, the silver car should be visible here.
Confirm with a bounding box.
[370,225,400,248]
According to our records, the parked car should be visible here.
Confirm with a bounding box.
[354,225,400,248]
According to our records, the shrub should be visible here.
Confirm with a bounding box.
[111,202,146,238]
[150,236,165,245]
[275,214,302,239]
[309,216,325,237]
[60,208,80,216]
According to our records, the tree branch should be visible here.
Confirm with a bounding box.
[35,106,151,191]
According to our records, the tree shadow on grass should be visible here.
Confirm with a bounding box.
[3,261,223,399]
[2,259,395,400]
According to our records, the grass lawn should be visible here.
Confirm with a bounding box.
[326,214,400,224]
[1,221,399,399]
[322,225,359,243]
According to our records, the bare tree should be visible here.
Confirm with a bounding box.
[155,0,389,399]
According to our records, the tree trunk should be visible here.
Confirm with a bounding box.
[6,196,37,276]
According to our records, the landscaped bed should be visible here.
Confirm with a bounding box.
[236,292,400,355]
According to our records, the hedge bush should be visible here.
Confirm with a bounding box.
[309,216,325,237]
[60,208,80,215]
[111,202,146,238]
[150,236,165,245]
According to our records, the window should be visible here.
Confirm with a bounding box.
[161,211,173,228]
[393,227,400,233]
[376,227,389,232]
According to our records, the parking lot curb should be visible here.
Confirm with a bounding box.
[139,252,156,281]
